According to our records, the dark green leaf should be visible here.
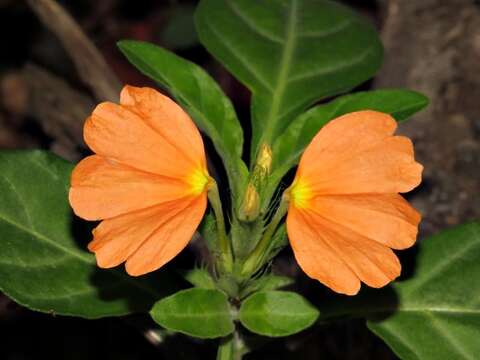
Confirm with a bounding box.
[162,5,198,50]
[319,222,480,360]
[369,222,480,359]
[265,89,428,210]
[118,40,248,204]
[239,290,319,337]
[150,288,234,339]
[195,0,383,159]
[0,150,173,318]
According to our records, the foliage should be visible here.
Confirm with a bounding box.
[239,291,319,337]
[318,222,480,360]
[150,288,234,339]
[0,1,475,360]
[0,151,176,318]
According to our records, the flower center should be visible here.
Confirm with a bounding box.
[289,178,312,209]
[188,167,211,195]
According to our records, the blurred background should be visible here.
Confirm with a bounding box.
[0,0,479,359]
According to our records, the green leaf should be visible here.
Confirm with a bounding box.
[183,268,216,289]
[161,4,198,50]
[239,290,319,337]
[369,222,480,359]
[240,274,293,299]
[195,0,383,160]
[265,89,428,210]
[150,288,234,339]
[252,274,293,292]
[319,222,480,360]
[0,150,174,318]
[118,40,248,204]
[262,224,289,265]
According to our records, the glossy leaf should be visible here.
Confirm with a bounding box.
[151,288,234,339]
[118,40,248,203]
[265,89,428,210]
[196,0,383,159]
[0,150,172,318]
[239,290,319,337]
[319,222,480,360]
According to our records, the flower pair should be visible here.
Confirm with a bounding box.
[69,85,422,295]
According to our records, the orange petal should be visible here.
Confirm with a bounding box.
[287,207,401,295]
[125,193,207,276]
[88,194,206,273]
[84,90,205,179]
[69,155,191,220]
[286,207,361,295]
[297,111,422,194]
[309,194,420,250]
[120,85,206,168]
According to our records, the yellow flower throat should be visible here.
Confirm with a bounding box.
[289,178,312,209]
[188,167,211,195]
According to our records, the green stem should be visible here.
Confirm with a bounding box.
[241,194,289,276]
[208,180,233,272]
[217,335,234,360]
[216,331,245,360]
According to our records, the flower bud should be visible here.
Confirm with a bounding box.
[256,143,272,175]
[239,183,260,222]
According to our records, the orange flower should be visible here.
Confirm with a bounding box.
[69,85,210,276]
[286,110,423,295]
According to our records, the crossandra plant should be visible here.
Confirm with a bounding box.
[0,1,479,359]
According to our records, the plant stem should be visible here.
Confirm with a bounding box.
[241,194,289,276]
[208,179,233,272]
[217,330,245,360]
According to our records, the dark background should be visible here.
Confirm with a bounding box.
[0,0,479,359]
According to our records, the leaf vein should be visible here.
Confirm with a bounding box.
[297,18,352,38]
[227,1,283,44]
[425,311,476,360]
[204,18,273,92]
[402,240,479,296]
[288,43,376,83]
